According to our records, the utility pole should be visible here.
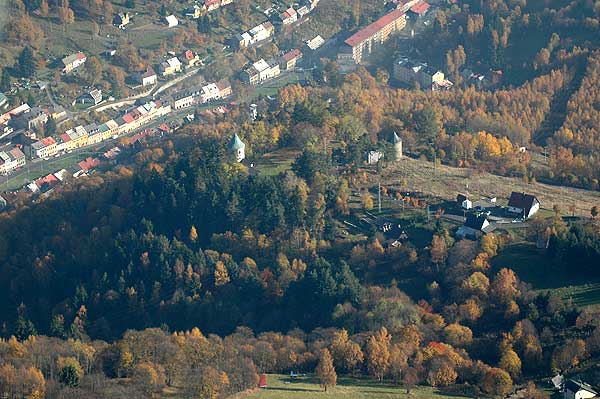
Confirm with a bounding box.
[378,181,381,213]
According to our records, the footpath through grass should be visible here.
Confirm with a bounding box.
[235,374,472,399]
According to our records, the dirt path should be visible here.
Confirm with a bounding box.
[382,157,600,216]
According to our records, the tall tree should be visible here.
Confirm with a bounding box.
[0,69,11,92]
[18,47,37,78]
[315,349,336,392]
[366,327,391,382]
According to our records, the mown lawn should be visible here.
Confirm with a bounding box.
[491,243,600,307]
[234,374,473,399]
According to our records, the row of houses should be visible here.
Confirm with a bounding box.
[163,79,232,110]
[232,21,275,49]
[243,59,281,85]
[25,100,171,160]
[242,49,303,85]
[185,0,234,18]
[0,103,67,136]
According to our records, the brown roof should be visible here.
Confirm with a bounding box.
[282,49,302,62]
[410,1,430,14]
[345,9,405,47]
[508,192,538,211]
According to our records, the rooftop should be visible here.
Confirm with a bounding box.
[345,9,405,47]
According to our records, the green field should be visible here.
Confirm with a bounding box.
[491,243,600,308]
[235,374,473,399]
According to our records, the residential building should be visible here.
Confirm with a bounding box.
[159,57,182,76]
[185,5,203,18]
[0,147,26,175]
[456,214,492,239]
[366,150,384,165]
[113,12,130,28]
[393,58,449,90]
[233,32,253,49]
[165,15,179,27]
[243,59,280,84]
[248,22,274,43]
[408,0,430,16]
[296,5,310,18]
[216,79,232,98]
[60,125,89,151]
[62,52,87,73]
[181,50,201,68]
[340,9,406,63]
[564,379,598,399]
[10,107,48,130]
[79,89,103,105]
[48,105,67,120]
[200,83,220,103]
[28,136,58,159]
[280,49,303,70]
[507,192,540,219]
[279,7,298,25]
[137,67,158,86]
[173,91,195,110]
[228,133,245,162]
[305,35,325,51]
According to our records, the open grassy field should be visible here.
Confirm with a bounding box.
[491,243,600,308]
[382,157,600,217]
[233,374,473,399]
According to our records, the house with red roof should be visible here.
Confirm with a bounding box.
[409,0,430,16]
[181,50,201,68]
[279,49,303,70]
[279,7,298,25]
[339,9,406,64]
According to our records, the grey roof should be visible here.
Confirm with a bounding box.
[392,131,402,143]
[228,133,245,151]
[464,214,488,230]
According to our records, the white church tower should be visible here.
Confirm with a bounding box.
[228,133,246,163]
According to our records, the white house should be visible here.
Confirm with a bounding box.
[456,214,492,239]
[507,192,540,219]
[165,15,179,27]
[366,150,384,165]
[564,380,598,399]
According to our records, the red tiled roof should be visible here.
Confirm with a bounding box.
[75,52,86,60]
[41,137,56,146]
[345,9,405,47]
[122,113,135,124]
[36,174,58,186]
[282,49,302,61]
[78,157,100,171]
[410,1,430,15]
[183,50,194,60]
[61,133,72,142]
[158,123,170,132]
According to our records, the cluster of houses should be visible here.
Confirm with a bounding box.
[185,0,234,18]
[455,191,541,239]
[243,49,303,85]
[393,58,453,90]
[163,79,232,110]
[232,0,320,50]
[25,99,171,160]
[232,21,275,50]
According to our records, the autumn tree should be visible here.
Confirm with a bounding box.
[361,190,374,211]
[214,261,230,286]
[499,346,521,379]
[490,268,520,304]
[551,339,587,372]
[330,329,364,373]
[430,235,448,270]
[481,368,512,397]
[315,348,336,391]
[58,357,83,388]
[189,225,198,243]
[366,327,391,382]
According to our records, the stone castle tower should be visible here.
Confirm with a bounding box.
[392,131,403,160]
[228,133,246,163]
